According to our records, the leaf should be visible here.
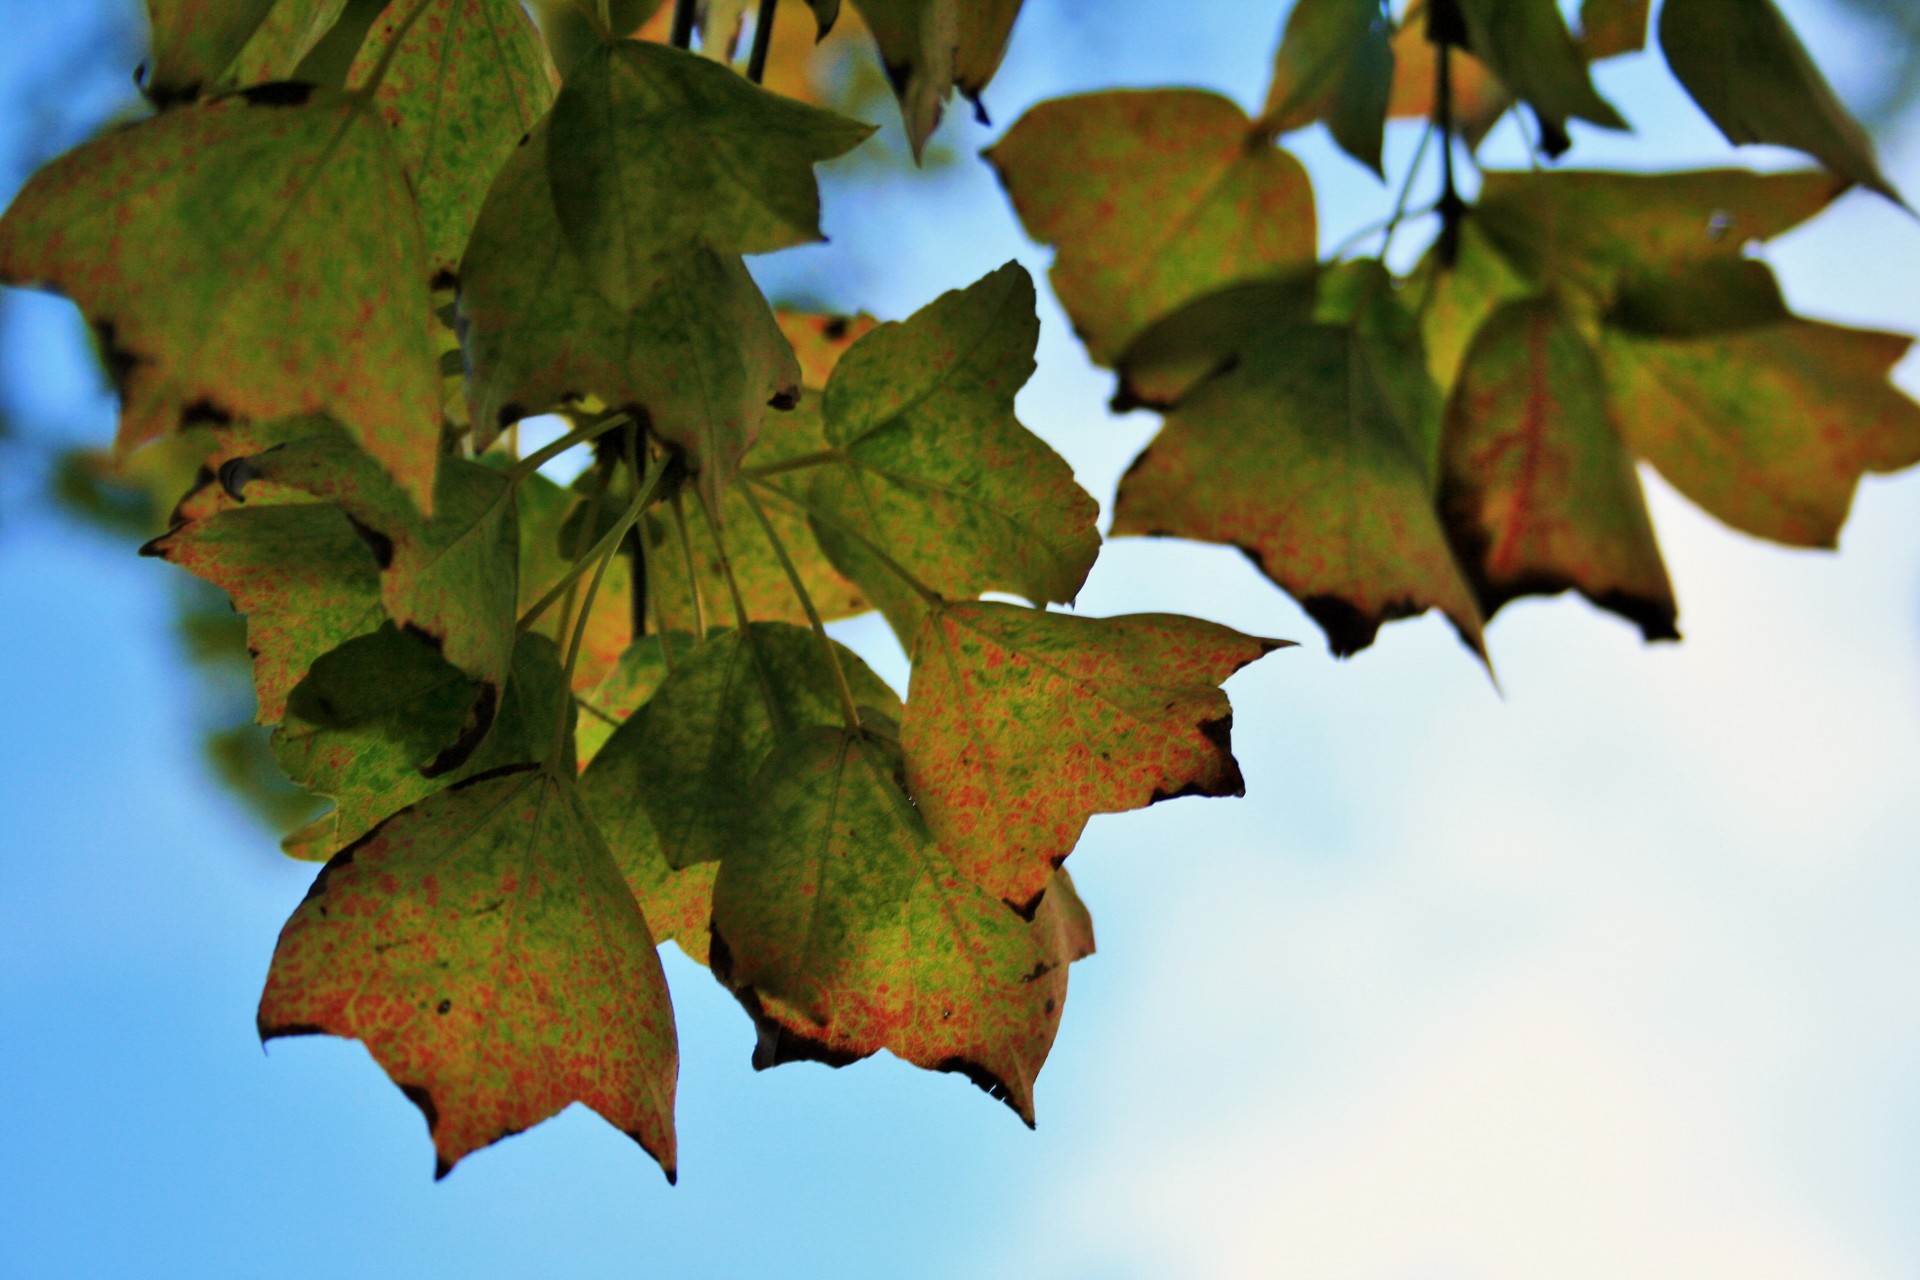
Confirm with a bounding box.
[902,602,1283,912]
[1453,0,1626,138]
[458,123,801,498]
[953,0,1022,110]
[1659,0,1904,205]
[1113,274,1487,658]
[142,0,280,103]
[988,90,1317,366]
[1408,219,1533,393]
[244,436,520,699]
[517,470,632,692]
[1580,0,1648,59]
[710,727,1065,1124]
[0,86,444,510]
[579,622,900,870]
[140,501,384,723]
[846,0,955,155]
[1440,297,1675,639]
[546,38,872,310]
[1386,1,1509,147]
[797,263,1099,644]
[776,309,879,390]
[1600,289,1920,547]
[222,0,350,88]
[258,764,678,1181]
[348,0,560,278]
[574,631,701,766]
[1259,0,1395,176]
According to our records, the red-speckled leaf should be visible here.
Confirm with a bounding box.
[902,601,1283,913]
[140,502,384,723]
[987,90,1316,366]
[1114,275,1487,658]
[0,86,443,512]
[580,622,900,870]
[349,0,559,278]
[243,433,519,700]
[711,726,1065,1124]
[259,763,677,1180]
[222,0,348,88]
[141,0,279,103]
[1441,297,1675,638]
[1259,0,1395,175]
[458,123,800,499]
[801,264,1099,644]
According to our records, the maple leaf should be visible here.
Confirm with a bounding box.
[350,0,560,278]
[259,763,677,1180]
[1112,269,1488,658]
[1385,0,1510,147]
[574,630,701,766]
[846,0,1022,156]
[1452,0,1626,147]
[141,0,280,104]
[458,121,801,500]
[579,623,900,871]
[0,85,444,510]
[518,469,633,692]
[1259,0,1396,175]
[902,602,1285,913]
[790,263,1100,644]
[710,726,1072,1124]
[140,501,385,723]
[221,0,351,89]
[988,90,1317,366]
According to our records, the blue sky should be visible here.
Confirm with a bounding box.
[4,2,1920,1277]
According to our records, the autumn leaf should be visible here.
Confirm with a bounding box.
[776,309,879,390]
[546,37,872,310]
[988,90,1317,366]
[259,763,677,1180]
[710,726,1067,1123]
[1440,296,1675,638]
[1259,0,1395,176]
[1453,0,1626,144]
[350,0,560,278]
[797,263,1100,643]
[518,469,632,692]
[222,0,350,88]
[579,623,900,871]
[0,85,444,510]
[1113,271,1487,658]
[1580,0,1648,59]
[140,501,385,723]
[1386,0,1509,147]
[573,630,701,766]
[1659,0,1904,205]
[141,0,279,104]
[902,602,1283,913]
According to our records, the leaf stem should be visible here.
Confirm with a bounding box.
[746,0,779,83]
[747,476,944,607]
[517,452,657,636]
[739,482,863,732]
[507,411,630,484]
[1379,119,1436,260]
[740,448,844,479]
[670,0,697,48]
[694,487,797,737]
[669,491,707,636]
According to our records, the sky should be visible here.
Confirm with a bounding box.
[3,2,1920,1278]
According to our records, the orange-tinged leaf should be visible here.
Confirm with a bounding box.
[1580,0,1648,59]
[1387,1,1509,144]
[988,90,1316,366]
[711,727,1066,1124]
[0,86,444,512]
[1441,297,1676,638]
[776,309,879,390]
[903,602,1283,912]
[259,764,678,1180]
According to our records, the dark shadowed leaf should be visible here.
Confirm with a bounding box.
[1386,0,1510,146]
[1260,0,1395,175]
[142,0,279,103]
[222,0,349,87]
[1580,0,1648,59]
[1454,0,1625,138]
[259,764,678,1180]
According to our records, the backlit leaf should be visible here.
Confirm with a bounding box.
[574,631,701,766]
[0,86,443,511]
[776,309,879,390]
[1259,0,1395,175]
[846,0,955,155]
[903,602,1283,912]
[1440,297,1676,638]
[142,0,279,103]
[222,0,349,88]
[1659,0,1903,205]
[1386,1,1509,146]
[988,90,1317,366]
[711,726,1064,1124]
[1454,0,1625,138]
[259,764,678,1180]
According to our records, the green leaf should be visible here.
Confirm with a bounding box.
[348,0,560,278]
[140,501,385,723]
[517,470,632,692]
[259,764,678,1181]
[458,123,801,499]
[1601,302,1920,548]
[846,0,954,155]
[579,622,900,870]
[142,0,280,103]
[1386,1,1510,147]
[1409,219,1534,394]
[710,727,1066,1124]
[244,436,520,699]
[1113,275,1488,658]
[1659,0,1904,206]
[988,90,1317,366]
[1579,0,1647,59]
[1454,0,1626,138]
[1441,297,1676,639]
[798,263,1099,644]
[546,38,871,310]
[902,602,1284,912]
[574,630,701,766]
[0,87,444,511]
[1259,0,1395,176]
[222,0,350,88]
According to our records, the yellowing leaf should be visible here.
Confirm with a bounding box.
[776,309,879,390]
[903,602,1283,913]
[1408,219,1533,393]
[988,90,1317,366]
[711,727,1065,1124]
[142,0,279,103]
[0,87,443,510]
[1260,0,1395,175]
[349,0,560,278]
[259,764,678,1180]
[1441,297,1676,638]
[1659,0,1903,205]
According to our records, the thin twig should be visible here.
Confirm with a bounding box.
[669,491,707,636]
[694,487,796,737]
[740,448,844,479]
[670,0,698,48]
[746,0,779,82]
